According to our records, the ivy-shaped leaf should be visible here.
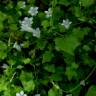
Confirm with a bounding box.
[55,37,79,55]
[55,28,89,55]
[20,71,35,92]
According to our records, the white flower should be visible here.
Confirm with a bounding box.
[34,94,40,96]
[2,63,8,69]
[28,6,38,16]
[20,25,33,32]
[45,8,52,18]
[19,17,40,38]
[16,91,27,96]
[21,17,33,27]
[20,2,26,9]
[32,28,40,38]
[80,80,85,86]
[20,17,33,32]
[61,19,72,29]
[66,94,72,96]
[13,42,21,51]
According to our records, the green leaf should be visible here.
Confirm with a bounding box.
[71,28,90,40]
[36,40,46,50]
[17,1,25,9]
[20,71,35,92]
[53,7,63,23]
[22,41,30,48]
[80,0,95,7]
[7,59,16,65]
[0,11,7,22]
[55,37,79,55]
[9,24,18,31]
[48,88,59,96]
[0,51,7,59]
[86,85,96,96]
[20,71,33,81]
[3,90,11,96]
[55,28,89,55]
[51,74,62,81]
[0,80,7,91]
[0,12,7,31]
[22,58,31,64]
[41,20,50,29]
[22,80,35,92]
[42,51,53,63]
[65,67,77,80]
[44,64,55,73]
[3,85,22,96]
[0,41,7,50]
[0,22,3,31]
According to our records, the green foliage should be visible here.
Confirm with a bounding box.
[0,0,96,96]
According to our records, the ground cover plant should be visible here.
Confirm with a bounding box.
[0,0,96,96]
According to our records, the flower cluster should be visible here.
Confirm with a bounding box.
[19,5,72,38]
[20,17,33,32]
[19,6,40,38]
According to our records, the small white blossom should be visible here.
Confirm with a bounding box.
[66,94,72,96]
[32,28,40,38]
[20,17,33,27]
[16,91,27,96]
[28,6,38,16]
[20,25,33,32]
[13,42,21,51]
[45,8,52,18]
[20,2,26,9]
[34,94,40,96]
[2,63,8,69]
[20,17,33,32]
[61,19,72,29]
[20,43,24,47]
[80,80,85,86]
